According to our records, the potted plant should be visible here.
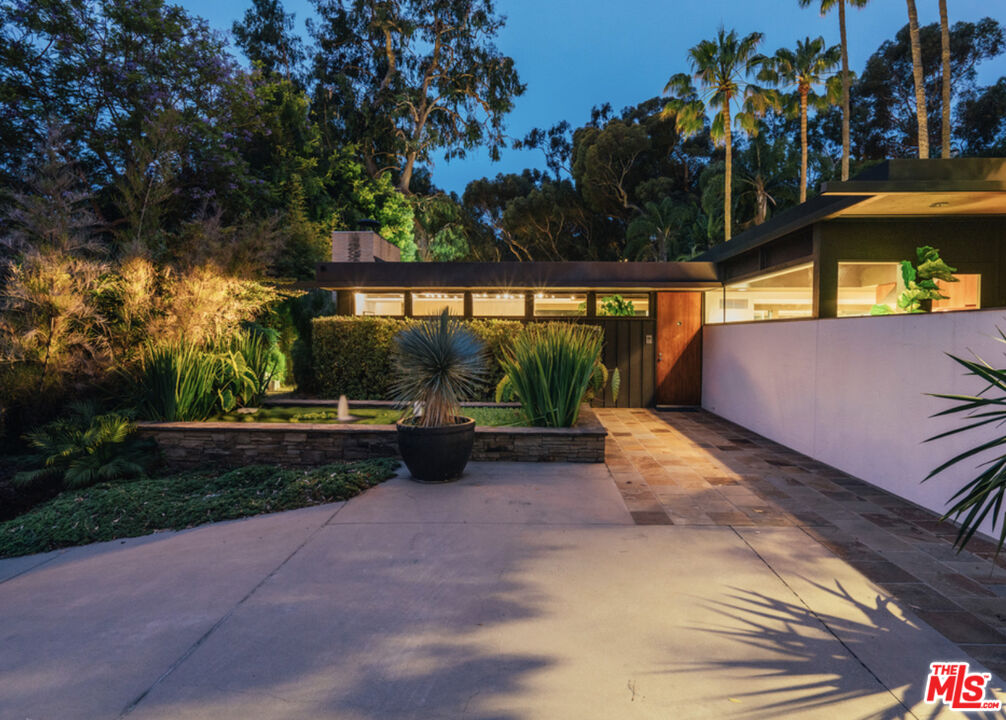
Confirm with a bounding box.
[391,309,488,482]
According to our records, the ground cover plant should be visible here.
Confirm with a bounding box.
[0,458,398,558]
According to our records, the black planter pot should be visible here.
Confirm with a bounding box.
[396,416,476,483]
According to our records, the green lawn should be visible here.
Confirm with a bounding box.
[210,404,526,427]
[0,458,398,559]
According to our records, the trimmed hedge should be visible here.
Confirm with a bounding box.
[311,317,525,400]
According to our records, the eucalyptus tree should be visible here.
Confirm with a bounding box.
[906,0,929,157]
[309,0,524,195]
[760,37,841,202]
[663,28,774,242]
[798,0,870,181]
[938,0,951,157]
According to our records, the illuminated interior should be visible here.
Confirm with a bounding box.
[472,292,525,317]
[595,293,650,317]
[838,262,981,316]
[354,292,404,316]
[411,292,464,315]
[533,293,587,317]
[720,263,814,322]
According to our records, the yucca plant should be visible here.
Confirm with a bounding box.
[499,323,603,428]
[390,309,487,427]
[15,401,155,489]
[926,329,1006,552]
[129,340,222,421]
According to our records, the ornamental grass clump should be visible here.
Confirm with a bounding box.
[500,323,603,428]
[390,309,488,427]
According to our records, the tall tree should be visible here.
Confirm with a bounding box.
[309,0,524,192]
[761,37,841,202]
[663,28,773,242]
[233,0,305,82]
[798,0,869,181]
[906,0,929,157]
[938,0,951,157]
[849,18,1003,160]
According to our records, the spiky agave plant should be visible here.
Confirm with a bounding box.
[390,309,487,427]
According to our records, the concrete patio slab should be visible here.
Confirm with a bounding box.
[1,462,1003,719]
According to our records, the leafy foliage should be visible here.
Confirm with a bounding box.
[14,403,156,491]
[390,309,488,427]
[870,246,957,315]
[311,316,522,400]
[498,323,603,428]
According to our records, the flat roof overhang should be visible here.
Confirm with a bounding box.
[309,261,720,291]
[695,159,1006,265]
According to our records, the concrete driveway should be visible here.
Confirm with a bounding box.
[2,462,1003,719]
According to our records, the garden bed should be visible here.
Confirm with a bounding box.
[138,404,606,468]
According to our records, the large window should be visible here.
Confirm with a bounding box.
[838,262,981,316]
[472,292,525,317]
[354,292,404,316]
[595,293,650,317]
[411,292,464,316]
[533,293,587,317]
[722,263,814,322]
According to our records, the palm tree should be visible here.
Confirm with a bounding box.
[625,198,695,261]
[906,0,929,158]
[663,28,773,242]
[761,37,841,203]
[939,0,951,158]
[798,0,870,181]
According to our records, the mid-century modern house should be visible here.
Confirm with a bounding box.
[312,158,1006,529]
[313,159,1006,402]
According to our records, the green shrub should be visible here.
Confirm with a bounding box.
[390,310,488,427]
[128,340,222,421]
[14,402,157,491]
[498,323,603,428]
[312,317,523,400]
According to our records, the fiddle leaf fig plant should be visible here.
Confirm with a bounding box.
[871,246,958,315]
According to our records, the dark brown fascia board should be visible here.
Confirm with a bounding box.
[310,261,720,290]
[820,181,1006,194]
[692,194,867,265]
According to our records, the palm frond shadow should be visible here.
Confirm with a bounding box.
[661,579,1002,720]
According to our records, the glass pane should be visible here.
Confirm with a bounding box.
[533,292,587,317]
[472,291,525,317]
[595,293,649,317]
[411,292,464,316]
[838,262,900,317]
[703,287,725,324]
[723,263,813,322]
[933,274,981,312]
[354,292,404,316]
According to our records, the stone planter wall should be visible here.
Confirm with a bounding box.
[137,408,606,469]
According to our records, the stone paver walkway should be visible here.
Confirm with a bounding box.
[596,407,1006,679]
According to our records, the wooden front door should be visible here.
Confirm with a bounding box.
[655,292,702,405]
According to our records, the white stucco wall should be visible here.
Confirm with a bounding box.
[703,309,1006,535]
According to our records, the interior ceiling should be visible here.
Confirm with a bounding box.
[832,192,1006,216]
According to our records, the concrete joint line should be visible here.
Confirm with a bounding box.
[0,549,67,586]
[729,526,918,720]
[118,501,350,717]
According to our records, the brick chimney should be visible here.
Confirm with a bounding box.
[331,219,400,262]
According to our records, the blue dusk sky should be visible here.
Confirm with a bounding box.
[179,0,1006,194]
